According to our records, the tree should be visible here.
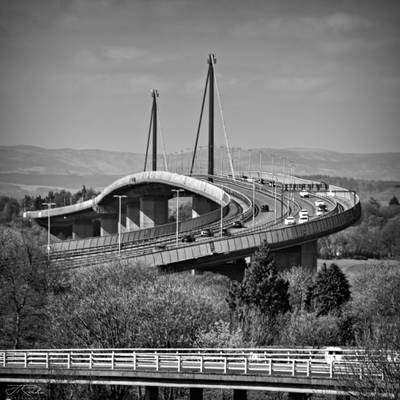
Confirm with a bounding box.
[227,241,289,345]
[389,195,399,206]
[228,241,289,318]
[0,224,55,348]
[282,266,313,311]
[307,263,351,316]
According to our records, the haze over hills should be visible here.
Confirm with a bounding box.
[0,145,399,198]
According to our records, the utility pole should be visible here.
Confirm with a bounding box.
[172,189,184,246]
[113,195,127,256]
[42,202,56,259]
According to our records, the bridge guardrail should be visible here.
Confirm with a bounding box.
[0,348,390,380]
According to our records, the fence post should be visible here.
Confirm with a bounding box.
[2,352,6,367]
[199,356,203,373]
[306,360,310,377]
[67,353,71,369]
[177,356,181,372]
[223,357,227,374]
[111,351,115,370]
[359,364,363,380]
[292,359,295,376]
[155,355,159,371]
[330,361,334,378]
[24,353,27,368]
[244,357,248,374]
[133,352,136,370]
[46,353,49,369]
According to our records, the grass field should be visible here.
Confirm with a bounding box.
[317,258,400,284]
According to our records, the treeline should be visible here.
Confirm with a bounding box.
[1,230,398,398]
[0,186,98,223]
[319,196,400,258]
[302,174,400,195]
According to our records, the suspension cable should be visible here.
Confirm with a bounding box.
[213,66,236,180]
[143,102,154,172]
[156,100,169,171]
[190,69,210,175]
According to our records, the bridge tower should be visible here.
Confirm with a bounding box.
[208,54,216,180]
[144,89,159,171]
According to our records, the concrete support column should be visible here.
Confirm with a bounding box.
[272,246,301,270]
[192,195,217,218]
[126,199,140,231]
[233,389,247,400]
[140,195,169,229]
[288,394,308,400]
[189,388,203,400]
[144,386,158,400]
[72,219,93,240]
[100,215,118,236]
[301,240,318,273]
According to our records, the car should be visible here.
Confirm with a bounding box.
[315,200,325,207]
[324,347,344,363]
[221,228,231,236]
[284,216,296,225]
[200,228,214,237]
[261,204,270,212]
[299,209,309,218]
[152,244,167,252]
[298,215,309,224]
[299,190,309,198]
[232,220,243,228]
[182,234,195,243]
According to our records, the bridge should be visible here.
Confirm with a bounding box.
[22,54,361,276]
[1,348,396,398]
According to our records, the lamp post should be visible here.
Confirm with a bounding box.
[42,202,56,259]
[220,185,224,236]
[273,176,277,224]
[252,180,255,229]
[113,194,127,256]
[172,189,184,246]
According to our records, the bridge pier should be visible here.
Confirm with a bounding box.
[145,386,158,400]
[126,199,140,231]
[288,393,309,400]
[272,240,317,273]
[140,195,169,228]
[189,388,203,400]
[72,219,93,240]
[192,195,217,218]
[100,215,118,236]
[233,389,247,400]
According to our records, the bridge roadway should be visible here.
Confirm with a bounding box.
[0,348,396,396]
[46,173,360,273]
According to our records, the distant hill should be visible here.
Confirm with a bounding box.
[0,145,398,198]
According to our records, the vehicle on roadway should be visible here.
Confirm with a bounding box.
[152,243,167,252]
[299,190,309,198]
[298,215,309,224]
[221,228,231,236]
[284,216,296,225]
[316,203,328,216]
[261,204,270,212]
[232,220,243,228]
[200,228,214,237]
[182,234,195,243]
[299,209,309,218]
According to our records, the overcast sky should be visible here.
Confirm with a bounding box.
[0,0,399,154]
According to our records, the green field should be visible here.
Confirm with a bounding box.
[317,258,400,284]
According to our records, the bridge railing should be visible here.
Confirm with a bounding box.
[0,348,388,380]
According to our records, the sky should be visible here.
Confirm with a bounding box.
[0,0,399,154]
